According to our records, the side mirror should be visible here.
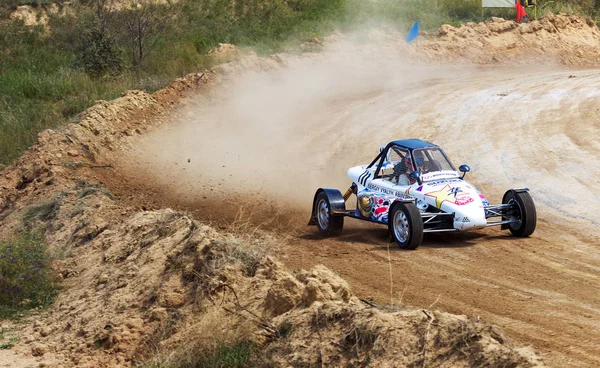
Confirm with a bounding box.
[410,171,422,185]
[459,164,470,179]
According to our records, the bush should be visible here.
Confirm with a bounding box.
[77,24,123,78]
[0,235,58,319]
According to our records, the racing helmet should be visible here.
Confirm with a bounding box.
[413,150,425,169]
[402,154,414,172]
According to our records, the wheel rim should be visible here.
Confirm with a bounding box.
[317,199,330,230]
[393,210,410,243]
[508,198,522,230]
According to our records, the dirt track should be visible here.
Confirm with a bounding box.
[106,46,600,367]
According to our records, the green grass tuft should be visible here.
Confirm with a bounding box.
[200,340,257,368]
[0,328,19,349]
[143,339,259,368]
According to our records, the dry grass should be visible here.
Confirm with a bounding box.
[142,306,260,368]
[75,182,115,200]
[343,324,381,357]
[143,310,184,357]
[160,215,272,308]
[218,204,300,243]
[139,211,188,248]
[184,237,269,307]
[309,304,382,364]
[22,194,64,225]
[423,318,485,367]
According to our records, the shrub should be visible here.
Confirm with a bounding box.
[77,25,123,78]
[0,235,58,319]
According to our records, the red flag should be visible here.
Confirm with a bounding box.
[516,3,528,23]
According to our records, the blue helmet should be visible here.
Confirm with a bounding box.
[414,150,425,168]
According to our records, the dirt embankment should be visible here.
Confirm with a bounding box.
[2,12,599,367]
[8,3,73,28]
[419,13,600,66]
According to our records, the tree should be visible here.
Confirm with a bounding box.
[120,0,173,67]
[76,0,122,78]
[90,0,117,34]
[77,24,123,78]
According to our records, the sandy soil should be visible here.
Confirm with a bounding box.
[113,45,600,367]
[0,349,41,368]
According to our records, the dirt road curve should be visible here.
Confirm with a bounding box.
[111,46,600,367]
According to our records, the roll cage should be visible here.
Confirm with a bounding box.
[368,142,457,181]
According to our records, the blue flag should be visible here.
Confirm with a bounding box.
[406,21,419,43]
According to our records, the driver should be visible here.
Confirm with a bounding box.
[402,154,414,172]
[413,150,429,174]
[393,154,414,185]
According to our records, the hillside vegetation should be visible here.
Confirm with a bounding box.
[1,0,599,166]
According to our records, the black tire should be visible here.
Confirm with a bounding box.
[502,190,536,237]
[314,191,344,237]
[389,202,423,250]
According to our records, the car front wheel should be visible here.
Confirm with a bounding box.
[502,190,536,237]
[389,202,423,250]
[315,191,344,236]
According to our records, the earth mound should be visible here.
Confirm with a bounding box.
[419,13,600,66]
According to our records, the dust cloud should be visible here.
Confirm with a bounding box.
[125,31,600,234]
[125,32,461,216]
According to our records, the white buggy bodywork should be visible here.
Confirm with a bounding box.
[347,166,489,231]
[310,139,537,249]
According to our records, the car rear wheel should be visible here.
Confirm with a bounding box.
[389,202,423,250]
[315,191,344,236]
[502,190,536,237]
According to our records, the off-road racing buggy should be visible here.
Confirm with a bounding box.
[309,139,536,249]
